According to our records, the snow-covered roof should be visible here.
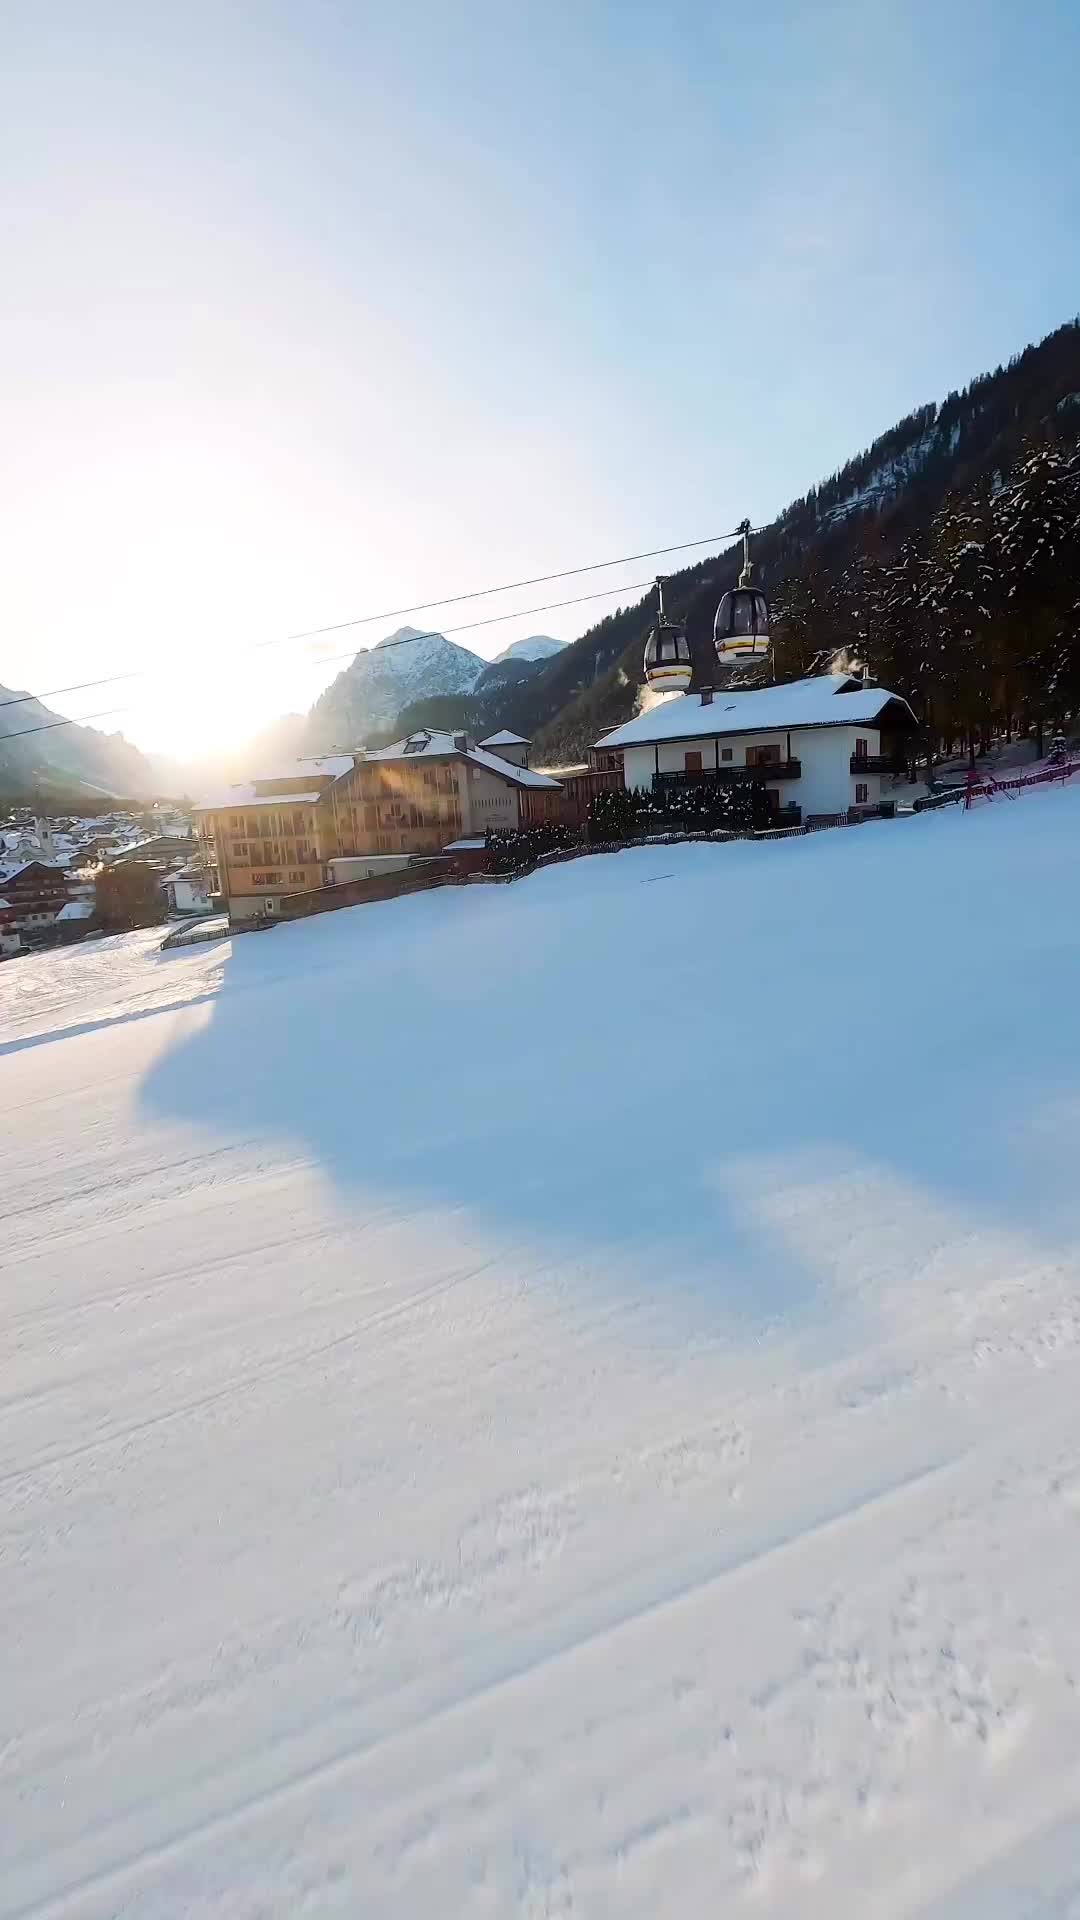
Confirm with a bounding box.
[247,754,355,783]
[56,902,94,921]
[598,675,917,749]
[193,788,324,813]
[0,861,57,883]
[443,837,487,851]
[479,729,531,747]
[364,731,560,790]
[469,746,559,788]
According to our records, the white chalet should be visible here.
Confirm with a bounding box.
[598,674,917,822]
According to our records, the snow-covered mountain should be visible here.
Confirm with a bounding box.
[306,627,486,749]
[492,635,566,665]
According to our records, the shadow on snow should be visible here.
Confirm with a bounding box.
[138,811,1080,1346]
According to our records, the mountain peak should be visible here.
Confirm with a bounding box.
[375,625,429,650]
[493,634,567,665]
[306,626,486,749]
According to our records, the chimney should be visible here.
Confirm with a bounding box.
[453,733,469,753]
[700,687,714,707]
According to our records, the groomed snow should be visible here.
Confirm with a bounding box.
[7,788,1080,1916]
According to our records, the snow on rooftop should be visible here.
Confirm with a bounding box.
[193,788,324,812]
[194,757,354,813]
[366,731,560,789]
[246,754,355,783]
[478,729,531,747]
[598,674,916,748]
[55,901,94,920]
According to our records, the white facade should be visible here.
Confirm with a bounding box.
[621,724,884,819]
[329,855,412,883]
[164,873,212,916]
[462,762,523,835]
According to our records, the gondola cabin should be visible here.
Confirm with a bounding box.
[713,586,770,666]
[643,574,693,693]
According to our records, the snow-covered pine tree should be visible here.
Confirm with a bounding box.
[992,439,1080,741]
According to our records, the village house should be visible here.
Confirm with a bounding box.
[54,901,98,943]
[161,865,213,917]
[596,673,917,823]
[0,861,71,943]
[192,756,353,922]
[329,730,562,858]
[0,899,23,958]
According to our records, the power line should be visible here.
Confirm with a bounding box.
[305,577,658,673]
[0,573,660,743]
[279,528,757,645]
[0,670,139,714]
[0,525,754,717]
[0,703,132,741]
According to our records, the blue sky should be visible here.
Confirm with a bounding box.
[2,0,1078,755]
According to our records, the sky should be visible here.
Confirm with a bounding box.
[2,0,1078,760]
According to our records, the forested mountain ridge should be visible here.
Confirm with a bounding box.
[521,317,1080,760]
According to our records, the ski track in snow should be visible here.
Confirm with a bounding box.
[6,789,1080,1915]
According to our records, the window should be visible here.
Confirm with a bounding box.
[855,782,869,805]
[721,747,733,762]
[854,738,868,763]
[231,842,249,859]
[746,743,782,768]
[684,751,703,773]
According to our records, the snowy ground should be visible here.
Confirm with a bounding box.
[6,789,1080,1917]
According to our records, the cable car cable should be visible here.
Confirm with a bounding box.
[0,574,658,741]
[0,525,765,716]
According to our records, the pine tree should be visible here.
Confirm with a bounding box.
[923,493,998,762]
[993,440,1080,738]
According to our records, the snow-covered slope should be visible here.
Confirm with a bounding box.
[492,633,567,664]
[8,787,1080,1916]
[306,625,485,747]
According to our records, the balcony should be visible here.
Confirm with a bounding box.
[849,755,898,775]
[656,759,801,789]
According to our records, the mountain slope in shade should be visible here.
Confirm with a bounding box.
[521,315,1080,759]
[305,627,486,750]
[0,685,158,800]
[180,316,1080,778]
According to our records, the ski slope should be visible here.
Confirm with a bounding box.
[6,788,1080,1917]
